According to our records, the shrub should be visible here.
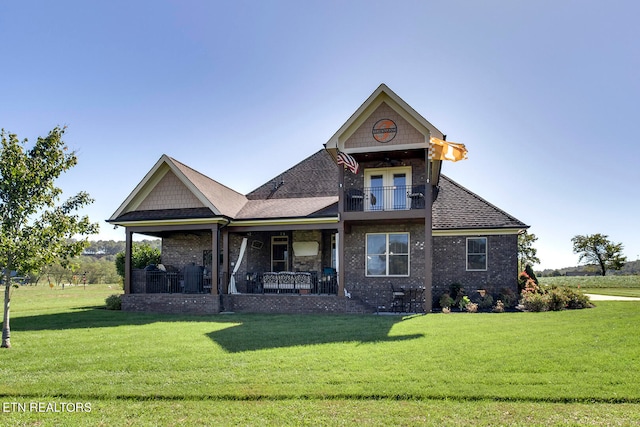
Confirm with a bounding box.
[458,295,471,311]
[561,287,593,309]
[449,283,465,307]
[498,288,517,308]
[478,294,494,311]
[465,302,478,313]
[441,306,451,314]
[520,292,550,312]
[547,287,569,311]
[439,293,454,309]
[105,294,122,310]
[492,300,505,313]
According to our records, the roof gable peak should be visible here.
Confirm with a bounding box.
[325,84,444,154]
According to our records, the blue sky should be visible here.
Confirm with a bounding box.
[1,1,638,270]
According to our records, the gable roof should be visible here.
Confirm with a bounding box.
[324,84,445,155]
[108,155,247,222]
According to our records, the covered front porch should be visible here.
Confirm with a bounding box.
[121,223,348,313]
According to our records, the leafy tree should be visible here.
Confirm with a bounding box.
[517,231,540,271]
[571,233,626,276]
[0,127,98,348]
[115,242,161,280]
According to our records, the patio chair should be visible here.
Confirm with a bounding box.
[391,285,406,312]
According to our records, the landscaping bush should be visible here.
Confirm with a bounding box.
[465,302,478,313]
[492,300,505,313]
[547,287,569,311]
[477,294,494,311]
[449,283,464,307]
[561,287,594,309]
[105,294,122,310]
[439,293,454,309]
[520,292,550,312]
[458,295,471,311]
[498,287,517,308]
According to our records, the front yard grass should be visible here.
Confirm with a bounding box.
[1,283,639,426]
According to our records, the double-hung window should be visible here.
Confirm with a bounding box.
[466,237,487,271]
[366,233,409,276]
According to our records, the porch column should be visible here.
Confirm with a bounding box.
[124,229,133,294]
[210,224,218,295]
[424,149,433,312]
[337,160,345,297]
[337,222,345,297]
[221,229,229,294]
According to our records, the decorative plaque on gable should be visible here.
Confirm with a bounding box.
[372,119,397,143]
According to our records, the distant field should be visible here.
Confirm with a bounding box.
[0,283,639,426]
[539,275,640,297]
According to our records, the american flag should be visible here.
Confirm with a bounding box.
[337,151,359,174]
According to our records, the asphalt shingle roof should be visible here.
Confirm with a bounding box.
[432,176,527,230]
[112,149,527,230]
[246,150,338,200]
[236,197,339,220]
[169,156,247,217]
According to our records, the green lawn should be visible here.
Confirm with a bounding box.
[540,275,640,298]
[1,284,639,426]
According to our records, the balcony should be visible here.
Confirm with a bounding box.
[344,185,426,212]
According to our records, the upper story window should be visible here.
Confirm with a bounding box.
[467,237,487,271]
[364,166,412,211]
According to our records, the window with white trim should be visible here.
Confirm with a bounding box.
[366,232,409,276]
[467,237,487,271]
[364,166,412,211]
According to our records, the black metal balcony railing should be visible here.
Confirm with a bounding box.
[344,185,425,212]
[132,269,338,295]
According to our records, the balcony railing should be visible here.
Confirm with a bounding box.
[344,185,425,212]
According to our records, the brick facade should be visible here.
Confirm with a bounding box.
[343,222,426,312]
[161,231,212,269]
[342,223,519,310]
[122,293,220,315]
[121,293,370,315]
[432,234,519,302]
[221,294,371,314]
[114,86,526,316]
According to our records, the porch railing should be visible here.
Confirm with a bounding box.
[131,269,337,295]
[344,185,425,212]
[245,271,337,295]
[131,269,212,294]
